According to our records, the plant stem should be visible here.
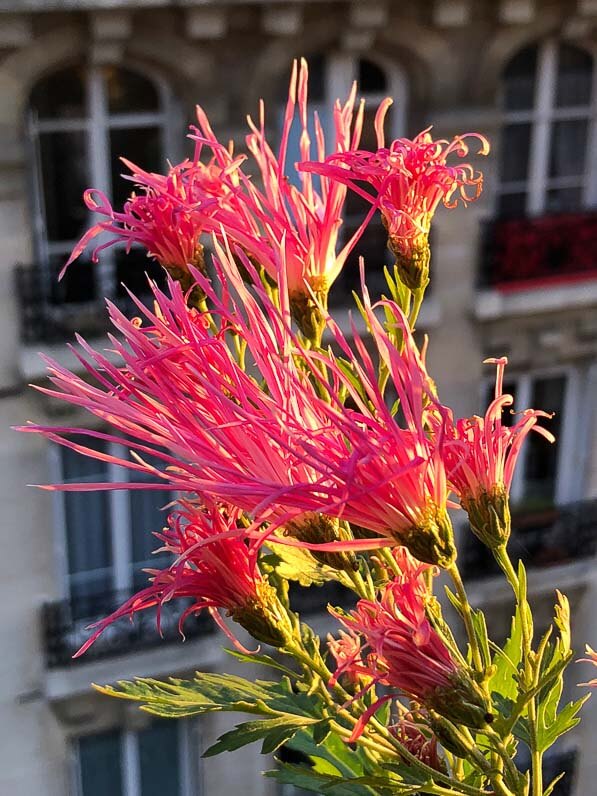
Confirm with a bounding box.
[447,563,484,673]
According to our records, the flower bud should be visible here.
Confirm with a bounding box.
[389,235,430,292]
[462,485,511,549]
[399,505,457,569]
[286,513,357,572]
[232,582,292,649]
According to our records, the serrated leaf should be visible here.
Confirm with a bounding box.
[95,671,325,721]
[490,601,523,703]
[536,695,589,753]
[224,648,299,680]
[266,762,401,796]
[287,727,367,779]
[313,719,332,745]
[203,716,316,757]
[264,542,338,587]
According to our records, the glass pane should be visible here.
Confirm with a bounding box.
[556,44,593,108]
[39,131,88,242]
[522,376,565,507]
[110,127,163,210]
[358,59,387,93]
[546,186,583,214]
[78,731,123,796]
[497,191,527,218]
[61,443,113,603]
[549,119,588,179]
[105,66,161,114]
[115,247,167,301]
[138,721,181,796]
[46,253,98,305]
[503,45,538,111]
[500,123,531,183]
[30,65,86,119]
[360,104,390,151]
[130,489,172,591]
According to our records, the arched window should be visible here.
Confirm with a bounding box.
[498,41,596,217]
[281,54,408,303]
[27,64,172,306]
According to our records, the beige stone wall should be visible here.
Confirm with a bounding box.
[0,1,595,793]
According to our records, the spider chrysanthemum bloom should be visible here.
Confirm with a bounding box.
[300,100,489,291]
[579,645,597,687]
[443,357,555,548]
[63,152,243,306]
[334,549,492,730]
[192,58,368,341]
[75,501,291,657]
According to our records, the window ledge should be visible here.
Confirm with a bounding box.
[44,634,225,703]
[19,336,116,384]
[465,557,595,606]
[474,277,597,321]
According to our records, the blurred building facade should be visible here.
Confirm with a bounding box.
[0,0,596,793]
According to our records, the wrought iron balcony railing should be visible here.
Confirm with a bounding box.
[42,581,352,669]
[15,258,166,344]
[461,499,597,581]
[478,210,597,289]
[42,589,215,668]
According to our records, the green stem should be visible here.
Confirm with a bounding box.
[447,563,484,673]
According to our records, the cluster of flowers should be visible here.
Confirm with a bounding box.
[22,60,569,753]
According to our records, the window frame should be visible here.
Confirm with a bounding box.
[479,364,585,508]
[72,720,200,796]
[26,62,179,300]
[497,38,597,216]
[49,439,174,602]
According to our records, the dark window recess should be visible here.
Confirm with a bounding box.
[502,45,538,111]
[30,65,87,120]
[461,499,597,580]
[78,731,124,796]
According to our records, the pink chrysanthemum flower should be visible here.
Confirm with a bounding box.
[22,244,455,564]
[63,151,243,304]
[75,501,289,657]
[191,59,368,339]
[390,715,445,772]
[327,629,366,687]
[443,357,555,547]
[578,645,597,687]
[300,100,489,290]
[289,278,455,567]
[333,549,491,729]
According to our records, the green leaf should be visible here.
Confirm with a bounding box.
[265,762,376,796]
[471,608,492,669]
[544,771,567,796]
[490,601,524,703]
[267,762,421,796]
[312,719,332,745]
[224,648,299,680]
[263,543,338,587]
[287,727,367,779]
[203,716,317,757]
[95,671,325,721]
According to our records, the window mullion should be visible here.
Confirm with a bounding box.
[89,66,116,298]
[122,731,141,796]
[510,375,531,504]
[527,40,557,215]
[108,443,133,594]
[583,52,597,207]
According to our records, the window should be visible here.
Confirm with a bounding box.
[498,41,597,217]
[53,439,173,613]
[280,54,408,304]
[75,720,198,796]
[481,369,580,509]
[27,64,173,305]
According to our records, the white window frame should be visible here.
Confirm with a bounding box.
[50,440,173,601]
[73,720,200,796]
[480,364,586,507]
[27,62,177,299]
[498,39,597,216]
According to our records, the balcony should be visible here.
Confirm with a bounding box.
[461,499,597,582]
[479,211,597,290]
[42,581,352,669]
[15,258,165,345]
[42,589,215,669]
